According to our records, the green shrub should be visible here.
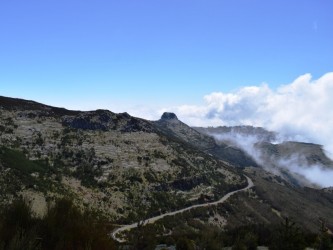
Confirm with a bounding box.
[41,198,116,250]
[0,147,48,174]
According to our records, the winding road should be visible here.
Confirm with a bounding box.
[111,175,254,243]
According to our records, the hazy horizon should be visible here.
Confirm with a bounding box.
[1,1,333,157]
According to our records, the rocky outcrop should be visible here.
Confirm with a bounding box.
[160,112,178,121]
[61,110,155,132]
[62,110,115,131]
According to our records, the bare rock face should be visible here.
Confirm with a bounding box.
[155,112,217,151]
[160,112,178,121]
[62,110,114,131]
[61,110,155,133]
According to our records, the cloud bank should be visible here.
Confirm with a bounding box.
[169,72,333,157]
[208,131,333,187]
[127,72,333,187]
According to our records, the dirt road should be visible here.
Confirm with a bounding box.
[111,175,254,243]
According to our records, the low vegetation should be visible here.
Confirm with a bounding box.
[124,215,333,250]
[0,198,116,250]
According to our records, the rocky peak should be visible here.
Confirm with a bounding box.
[160,112,178,121]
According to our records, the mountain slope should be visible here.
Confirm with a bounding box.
[195,125,333,187]
[154,114,258,168]
[1,96,333,238]
[0,96,245,223]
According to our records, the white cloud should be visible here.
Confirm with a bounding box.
[210,132,333,187]
[295,165,333,187]
[129,72,333,187]
[171,72,333,157]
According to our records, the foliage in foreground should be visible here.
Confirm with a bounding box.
[0,198,116,250]
[1,198,332,250]
[125,216,333,250]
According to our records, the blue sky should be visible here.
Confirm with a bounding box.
[2,0,333,186]
[0,0,332,113]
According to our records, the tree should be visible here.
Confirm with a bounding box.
[315,219,333,250]
[271,217,305,250]
[176,237,195,250]
[128,222,157,250]
[0,199,40,250]
[41,198,116,250]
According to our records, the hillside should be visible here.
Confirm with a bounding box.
[1,96,333,248]
[0,96,245,223]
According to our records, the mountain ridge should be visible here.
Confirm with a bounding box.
[0,96,246,223]
[1,95,333,241]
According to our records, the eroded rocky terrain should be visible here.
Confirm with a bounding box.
[0,96,244,224]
